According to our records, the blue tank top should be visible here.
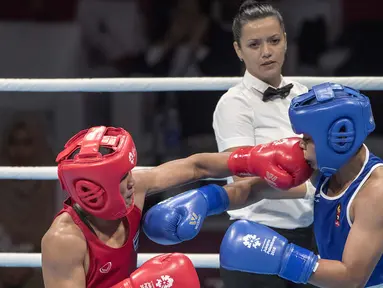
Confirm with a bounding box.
[314,146,383,287]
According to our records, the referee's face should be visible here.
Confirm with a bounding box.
[234,16,286,87]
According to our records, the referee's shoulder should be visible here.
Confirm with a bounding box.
[288,80,309,94]
[215,83,248,108]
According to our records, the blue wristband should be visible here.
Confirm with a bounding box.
[198,184,229,216]
[279,243,319,284]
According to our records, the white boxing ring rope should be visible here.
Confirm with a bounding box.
[0,166,228,181]
[0,76,382,269]
[0,76,382,91]
[0,253,219,269]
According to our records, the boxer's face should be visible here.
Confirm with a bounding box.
[120,171,135,207]
[300,134,317,169]
[234,16,286,86]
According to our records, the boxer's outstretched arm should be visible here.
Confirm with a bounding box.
[137,152,231,195]
[308,179,383,288]
[41,226,86,288]
[225,177,308,210]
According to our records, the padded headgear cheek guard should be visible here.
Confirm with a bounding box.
[56,126,137,220]
[289,83,375,176]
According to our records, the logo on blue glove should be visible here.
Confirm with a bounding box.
[189,212,202,230]
[243,234,262,249]
[242,234,278,256]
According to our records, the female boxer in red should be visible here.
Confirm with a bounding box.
[41,126,234,288]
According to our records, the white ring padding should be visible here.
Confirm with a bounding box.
[0,166,228,181]
[0,253,219,269]
[0,77,382,91]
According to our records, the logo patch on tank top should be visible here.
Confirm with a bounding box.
[335,203,341,227]
[99,262,112,273]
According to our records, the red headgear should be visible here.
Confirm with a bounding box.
[56,126,137,220]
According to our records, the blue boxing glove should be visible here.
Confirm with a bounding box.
[220,220,319,284]
[143,184,229,245]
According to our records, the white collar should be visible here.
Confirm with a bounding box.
[242,70,288,97]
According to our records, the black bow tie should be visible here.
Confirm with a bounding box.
[262,83,294,102]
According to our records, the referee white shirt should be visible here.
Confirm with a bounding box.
[213,70,315,229]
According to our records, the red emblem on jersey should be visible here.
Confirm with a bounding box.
[335,203,341,227]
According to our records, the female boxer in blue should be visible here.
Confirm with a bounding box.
[220,83,383,288]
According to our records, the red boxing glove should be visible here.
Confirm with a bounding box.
[228,137,313,190]
[111,253,200,288]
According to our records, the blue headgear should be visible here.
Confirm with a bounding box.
[289,82,375,176]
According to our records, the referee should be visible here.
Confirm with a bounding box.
[213,1,316,287]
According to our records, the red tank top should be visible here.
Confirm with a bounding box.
[55,198,142,288]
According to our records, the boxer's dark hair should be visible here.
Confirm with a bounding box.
[233,0,285,46]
